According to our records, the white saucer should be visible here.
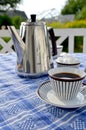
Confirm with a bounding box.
[37,81,86,108]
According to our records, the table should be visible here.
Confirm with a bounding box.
[0,52,86,130]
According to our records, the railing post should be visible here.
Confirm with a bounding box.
[83,36,86,53]
[68,35,74,53]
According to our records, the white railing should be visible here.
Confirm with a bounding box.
[0,29,14,53]
[0,28,86,53]
[54,28,86,53]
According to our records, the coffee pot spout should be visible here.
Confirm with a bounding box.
[8,26,25,65]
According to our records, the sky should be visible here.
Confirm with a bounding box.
[17,0,67,18]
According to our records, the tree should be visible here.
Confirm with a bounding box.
[0,0,22,10]
[61,0,86,15]
[0,14,12,28]
[12,15,26,28]
[76,7,86,20]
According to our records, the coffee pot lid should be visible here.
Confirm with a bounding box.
[21,14,46,26]
[30,14,36,22]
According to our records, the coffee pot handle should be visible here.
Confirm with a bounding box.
[48,28,57,56]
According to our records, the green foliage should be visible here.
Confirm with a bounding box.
[0,45,3,50]
[47,20,86,28]
[62,20,86,28]
[0,0,23,28]
[46,22,63,28]
[12,15,26,29]
[76,7,86,20]
[2,15,12,26]
[0,14,26,29]
[74,36,83,52]
[61,0,78,14]
[2,37,11,43]
[0,0,22,10]
[0,14,12,28]
[61,0,86,17]
[0,15,4,27]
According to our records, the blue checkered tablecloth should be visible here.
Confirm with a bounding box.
[0,52,86,130]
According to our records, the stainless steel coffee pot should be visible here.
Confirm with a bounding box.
[8,14,56,77]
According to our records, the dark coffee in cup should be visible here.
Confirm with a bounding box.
[53,72,80,79]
